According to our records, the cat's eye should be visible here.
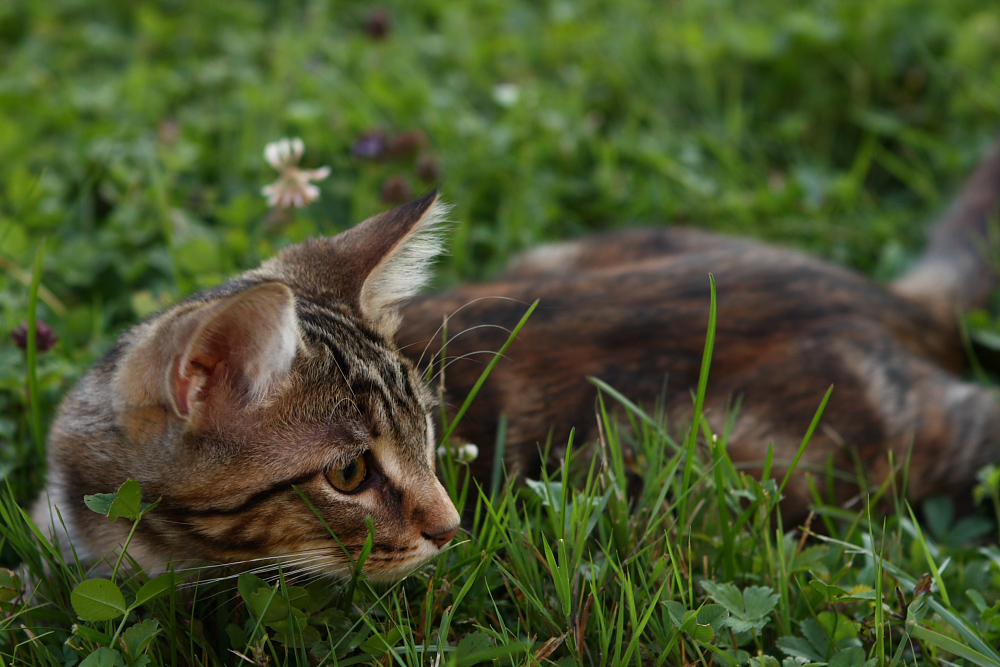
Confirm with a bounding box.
[326,455,368,493]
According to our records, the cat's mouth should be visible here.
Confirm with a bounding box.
[362,538,457,583]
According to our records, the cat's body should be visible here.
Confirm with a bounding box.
[34,139,1000,579]
[399,141,1000,519]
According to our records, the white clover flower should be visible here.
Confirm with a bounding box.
[261,137,331,209]
[436,442,479,463]
[456,443,479,463]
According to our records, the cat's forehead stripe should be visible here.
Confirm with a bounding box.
[299,323,414,423]
[297,300,413,392]
[294,299,428,435]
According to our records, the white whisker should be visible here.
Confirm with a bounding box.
[421,324,514,371]
[429,350,507,385]
[174,550,338,589]
[411,295,529,369]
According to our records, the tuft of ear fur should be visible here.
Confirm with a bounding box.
[115,282,300,423]
[358,196,450,334]
[268,189,449,336]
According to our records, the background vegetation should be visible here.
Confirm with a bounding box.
[2,0,1000,664]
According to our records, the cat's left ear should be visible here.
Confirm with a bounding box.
[168,283,299,418]
[113,282,300,423]
[273,189,449,336]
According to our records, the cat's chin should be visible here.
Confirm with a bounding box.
[361,542,450,584]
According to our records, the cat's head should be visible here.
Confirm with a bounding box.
[58,191,459,583]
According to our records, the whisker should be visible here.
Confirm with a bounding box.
[403,321,513,357]
[178,556,344,613]
[273,563,336,587]
[428,351,506,385]
[174,551,336,588]
[411,296,529,369]
[329,352,358,402]
[420,324,515,371]
[172,549,329,575]
[330,396,364,421]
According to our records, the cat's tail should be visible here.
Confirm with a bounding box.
[892,140,1000,321]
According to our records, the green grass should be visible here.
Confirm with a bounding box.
[3,0,1000,664]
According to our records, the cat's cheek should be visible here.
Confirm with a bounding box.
[118,405,169,444]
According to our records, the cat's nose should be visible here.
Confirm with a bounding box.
[422,524,459,548]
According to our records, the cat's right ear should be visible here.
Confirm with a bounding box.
[115,282,299,422]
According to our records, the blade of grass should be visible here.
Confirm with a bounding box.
[436,553,491,659]
[679,274,717,530]
[490,414,508,500]
[587,377,678,452]
[904,502,950,608]
[908,625,1000,667]
[0,253,66,317]
[873,513,886,667]
[773,386,833,511]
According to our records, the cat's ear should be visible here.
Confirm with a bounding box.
[353,191,449,334]
[168,283,299,418]
[115,282,299,422]
[273,189,448,335]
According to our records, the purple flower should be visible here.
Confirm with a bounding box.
[363,9,391,39]
[416,155,441,183]
[388,130,427,159]
[11,320,59,352]
[352,131,388,160]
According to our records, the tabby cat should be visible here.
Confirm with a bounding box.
[35,139,1000,580]
[34,197,461,582]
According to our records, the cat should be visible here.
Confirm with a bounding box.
[33,196,461,583]
[34,139,1000,582]
[398,139,1000,522]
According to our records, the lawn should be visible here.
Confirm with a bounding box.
[2,0,1000,664]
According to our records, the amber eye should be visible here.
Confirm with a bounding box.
[326,455,368,493]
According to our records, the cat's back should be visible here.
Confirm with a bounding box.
[404,228,957,371]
